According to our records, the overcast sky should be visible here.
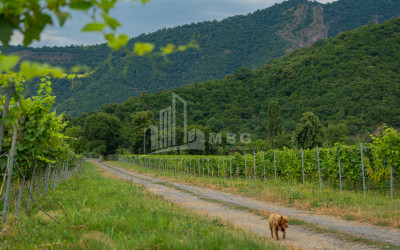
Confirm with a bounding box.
[10,0,336,47]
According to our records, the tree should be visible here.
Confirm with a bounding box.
[131,110,154,153]
[233,67,253,80]
[293,112,325,149]
[267,100,282,148]
[273,132,291,149]
[65,126,86,154]
[325,123,348,147]
[83,112,122,156]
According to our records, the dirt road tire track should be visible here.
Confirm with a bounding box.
[94,161,400,249]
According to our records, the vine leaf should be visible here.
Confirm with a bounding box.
[69,2,92,10]
[0,18,16,48]
[102,14,121,31]
[81,22,106,32]
[23,12,53,46]
[134,42,154,56]
[106,34,129,50]
[0,54,19,73]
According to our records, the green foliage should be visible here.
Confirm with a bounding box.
[293,112,325,149]
[0,34,87,180]
[0,75,79,177]
[0,53,19,72]
[273,132,291,149]
[83,112,122,156]
[65,126,86,154]
[120,127,400,192]
[234,67,253,81]
[107,34,130,50]
[81,22,107,32]
[369,127,400,182]
[267,100,282,148]
[324,0,400,37]
[0,0,150,48]
[131,110,154,153]
[75,17,400,146]
[5,0,400,116]
[325,123,349,147]
[2,44,112,73]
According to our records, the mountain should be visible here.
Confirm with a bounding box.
[5,0,400,116]
[71,17,400,148]
[3,44,110,71]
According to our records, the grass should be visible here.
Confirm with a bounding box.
[0,161,284,249]
[109,161,400,229]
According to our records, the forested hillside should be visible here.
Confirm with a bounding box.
[5,0,400,116]
[3,44,110,71]
[70,17,400,150]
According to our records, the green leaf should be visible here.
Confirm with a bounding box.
[81,22,106,32]
[0,54,19,72]
[102,14,121,31]
[107,34,129,50]
[45,86,52,94]
[133,42,154,56]
[0,18,16,48]
[14,92,24,104]
[20,61,64,79]
[98,0,115,13]
[55,11,71,26]
[161,44,175,55]
[104,33,115,42]
[71,65,90,73]
[69,2,93,10]
[23,12,53,46]
[178,45,187,52]
[1,115,12,127]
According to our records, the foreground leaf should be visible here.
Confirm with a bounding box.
[133,42,154,56]
[81,22,106,32]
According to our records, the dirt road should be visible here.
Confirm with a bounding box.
[94,161,400,249]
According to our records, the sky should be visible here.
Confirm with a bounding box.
[10,0,336,47]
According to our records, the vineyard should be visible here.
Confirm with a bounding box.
[119,128,400,199]
[0,60,83,225]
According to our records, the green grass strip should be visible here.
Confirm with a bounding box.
[0,161,283,249]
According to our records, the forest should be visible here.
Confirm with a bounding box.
[3,0,400,116]
[68,17,400,156]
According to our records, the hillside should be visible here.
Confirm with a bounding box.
[71,17,400,147]
[6,0,400,116]
[2,44,110,71]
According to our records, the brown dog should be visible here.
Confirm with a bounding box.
[268,213,289,240]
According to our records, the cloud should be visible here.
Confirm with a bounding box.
[30,29,85,47]
[9,31,24,46]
